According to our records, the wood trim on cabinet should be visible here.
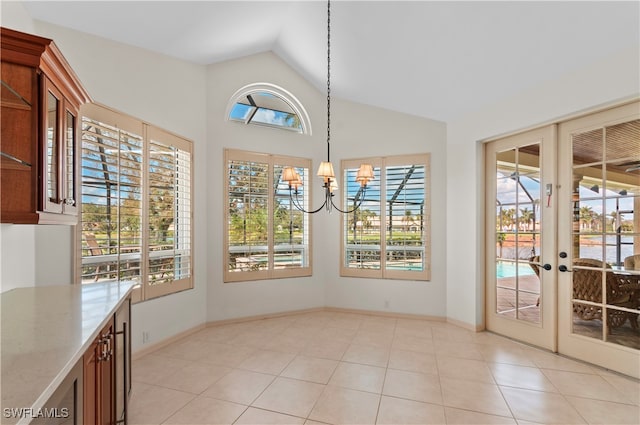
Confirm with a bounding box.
[0,27,49,67]
[1,26,91,224]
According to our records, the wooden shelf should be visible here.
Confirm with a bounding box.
[1,154,31,170]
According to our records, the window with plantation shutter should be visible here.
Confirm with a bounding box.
[225,149,311,282]
[341,154,430,280]
[80,117,143,285]
[79,103,193,302]
[146,130,192,298]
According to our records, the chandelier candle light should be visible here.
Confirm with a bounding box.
[282,0,374,213]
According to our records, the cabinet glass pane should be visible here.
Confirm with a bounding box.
[66,110,76,206]
[47,91,59,201]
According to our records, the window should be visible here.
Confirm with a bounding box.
[341,154,430,280]
[224,149,311,282]
[226,83,312,135]
[79,103,193,302]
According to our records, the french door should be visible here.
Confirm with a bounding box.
[486,125,557,351]
[486,101,640,378]
[557,102,639,378]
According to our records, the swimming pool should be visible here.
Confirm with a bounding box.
[496,261,535,278]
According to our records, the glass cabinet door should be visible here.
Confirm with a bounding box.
[44,84,63,213]
[64,108,78,215]
[42,78,79,216]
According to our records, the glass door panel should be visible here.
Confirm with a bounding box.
[568,119,640,348]
[495,144,542,323]
[558,102,640,378]
[486,125,556,351]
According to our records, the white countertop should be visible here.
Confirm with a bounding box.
[1,281,134,424]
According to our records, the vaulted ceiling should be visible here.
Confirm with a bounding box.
[21,1,640,122]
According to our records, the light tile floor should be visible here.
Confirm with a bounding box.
[130,311,640,424]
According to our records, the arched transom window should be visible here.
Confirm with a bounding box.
[226,83,311,135]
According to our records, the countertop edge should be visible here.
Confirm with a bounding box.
[7,282,135,425]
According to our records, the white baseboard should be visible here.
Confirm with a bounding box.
[132,306,478,358]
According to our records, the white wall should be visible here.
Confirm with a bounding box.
[324,99,447,317]
[38,21,209,351]
[0,0,35,33]
[206,53,327,321]
[205,52,447,321]
[0,225,36,291]
[446,46,640,329]
[0,12,209,350]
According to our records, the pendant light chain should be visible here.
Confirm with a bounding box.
[326,0,331,162]
[282,0,373,215]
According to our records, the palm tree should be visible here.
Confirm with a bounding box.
[403,210,413,231]
[499,208,516,231]
[579,206,594,230]
[519,207,534,231]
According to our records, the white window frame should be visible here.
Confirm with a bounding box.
[225,83,313,135]
[340,154,431,280]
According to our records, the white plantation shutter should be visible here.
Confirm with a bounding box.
[79,104,193,301]
[385,159,428,279]
[81,118,143,284]
[342,161,383,275]
[341,154,430,280]
[146,130,192,299]
[227,157,270,278]
[224,149,311,282]
[273,162,310,271]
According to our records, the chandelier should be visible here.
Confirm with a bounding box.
[282,0,374,213]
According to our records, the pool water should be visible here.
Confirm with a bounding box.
[496,261,535,278]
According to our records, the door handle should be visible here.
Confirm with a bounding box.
[559,265,573,272]
[542,264,552,271]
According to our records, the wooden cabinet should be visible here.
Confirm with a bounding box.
[84,320,114,425]
[83,294,131,425]
[1,27,90,224]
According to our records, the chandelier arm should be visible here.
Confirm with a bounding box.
[289,188,328,214]
[329,187,368,214]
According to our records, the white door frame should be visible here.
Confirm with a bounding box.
[485,124,557,352]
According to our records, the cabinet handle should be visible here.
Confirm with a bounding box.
[99,338,107,361]
[98,331,113,361]
[64,198,75,206]
[107,333,112,356]
[98,341,113,361]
